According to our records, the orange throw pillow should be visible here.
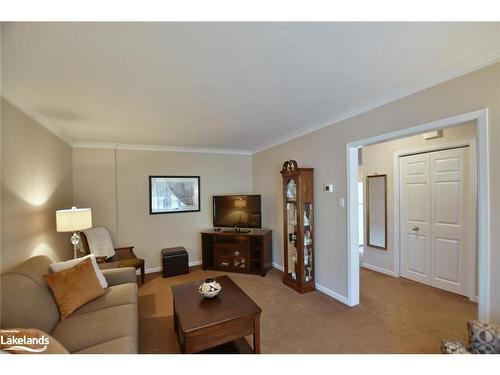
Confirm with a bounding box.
[43,258,105,320]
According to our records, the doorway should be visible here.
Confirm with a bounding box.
[346,109,490,321]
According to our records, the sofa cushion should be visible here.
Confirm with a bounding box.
[74,336,137,354]
[71,283,137,316]
[0,256,60,333]
[51,304,138,353]
[43,258,105,320]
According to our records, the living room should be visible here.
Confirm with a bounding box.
[1,1,500,373]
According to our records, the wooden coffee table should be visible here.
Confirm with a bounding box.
[171,275,262,353]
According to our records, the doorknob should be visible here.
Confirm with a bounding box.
[412,226,420,231]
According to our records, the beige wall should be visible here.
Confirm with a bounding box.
[73,148,252,270]
[1,99,73,272]
[252,63,500,322]
[361,122,476,273]
[73,148,118,242]
[1,26,3,267]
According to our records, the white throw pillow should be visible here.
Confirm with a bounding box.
[50,254,108,289]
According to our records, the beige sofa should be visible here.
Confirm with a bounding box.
[1,255,138,354]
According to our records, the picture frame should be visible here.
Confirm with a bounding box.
[149,176,200,214]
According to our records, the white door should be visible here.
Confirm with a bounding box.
[400,147,470,296]
[430,148,469,295]
[400,153,431,285]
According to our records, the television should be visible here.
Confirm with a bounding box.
[213,195,262,229]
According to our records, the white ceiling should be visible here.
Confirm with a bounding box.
[2,22,499,152]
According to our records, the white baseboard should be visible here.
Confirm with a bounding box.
[272,262,284,272]
[315,283,349,305]
[139,259,203,275]
[141,267,161,275]
[361,263,397,277]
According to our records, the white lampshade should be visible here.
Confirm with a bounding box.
[234,199,247,209]
[56,206,92,232]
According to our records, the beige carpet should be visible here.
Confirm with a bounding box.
[138,267,476,354]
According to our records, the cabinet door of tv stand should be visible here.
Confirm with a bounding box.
[214,236,250,273]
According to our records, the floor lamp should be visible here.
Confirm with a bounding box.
[56,206,92,259]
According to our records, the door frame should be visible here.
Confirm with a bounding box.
[394,141,477,300]
[346,108,490,321]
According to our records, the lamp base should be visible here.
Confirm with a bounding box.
[71,232,80,259]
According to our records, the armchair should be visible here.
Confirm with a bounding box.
[80,227,145,284]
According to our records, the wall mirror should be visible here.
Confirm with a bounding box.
[366,174,387,249]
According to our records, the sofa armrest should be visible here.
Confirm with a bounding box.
[101,267,137,286]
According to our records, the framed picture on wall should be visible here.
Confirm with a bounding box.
[149,176,200,214]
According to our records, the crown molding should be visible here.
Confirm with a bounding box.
[251,51,500,154]
[2,87,74,145]
[73,141,252,155]
[72,142,119,149]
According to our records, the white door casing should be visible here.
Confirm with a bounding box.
[400,147,470,296]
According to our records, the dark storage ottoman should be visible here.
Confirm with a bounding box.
[162,247,189,277]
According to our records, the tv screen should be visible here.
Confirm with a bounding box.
[213,195,262,228]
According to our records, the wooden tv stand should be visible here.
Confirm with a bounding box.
[201,229,272,276]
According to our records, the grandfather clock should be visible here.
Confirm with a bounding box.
[280,160,315,293]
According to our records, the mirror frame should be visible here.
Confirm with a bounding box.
[366,174,388,250]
